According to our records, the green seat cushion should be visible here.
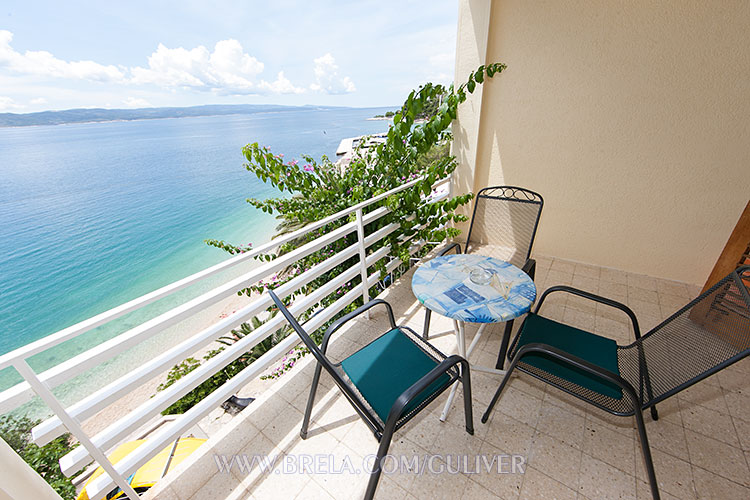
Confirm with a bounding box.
[515,313,623,400]
[341,328,451,422]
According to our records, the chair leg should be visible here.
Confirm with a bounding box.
[422,309,432,340]
[495,320,515,369]
[635,409,661,500]
[481,357,520,423]
[650,406,659,421]
[460,359,475,435]
[300,362,323,439]
[363,423,396,500]
[638,342,659,422]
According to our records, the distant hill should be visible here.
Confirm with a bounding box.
[0,104,339,127]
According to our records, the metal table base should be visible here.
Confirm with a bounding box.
[439,320,507,421]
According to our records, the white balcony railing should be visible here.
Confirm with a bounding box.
[0,175,451,500]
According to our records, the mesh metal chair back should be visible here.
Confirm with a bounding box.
[465,186,543,269]
[619,266,750,409]
[489,267,748,500]
[513,266,750,416]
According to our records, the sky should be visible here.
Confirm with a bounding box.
[0,1,458,113]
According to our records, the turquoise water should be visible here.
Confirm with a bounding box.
[0,107,391,406]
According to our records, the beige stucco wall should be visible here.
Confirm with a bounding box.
[452,0,492,201]
[453,0,750,284]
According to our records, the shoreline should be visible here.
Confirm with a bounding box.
[1,111,392,456]
[79,287,262,440]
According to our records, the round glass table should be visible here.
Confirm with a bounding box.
[412,254,537,420]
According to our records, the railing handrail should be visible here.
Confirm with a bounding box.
[0,175,435,371]
[85,229,425,500]
[0,173,452,500]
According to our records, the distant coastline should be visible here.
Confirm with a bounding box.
[0,103,373,128]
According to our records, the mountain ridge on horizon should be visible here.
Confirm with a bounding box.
[0,103,393,128]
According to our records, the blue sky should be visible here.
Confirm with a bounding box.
[0,1,458,112]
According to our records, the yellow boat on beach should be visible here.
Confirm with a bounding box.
[76,437,206,500]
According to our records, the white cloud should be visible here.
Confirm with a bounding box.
[0,95,23,111]
[30,97,47,105]
[123,97,152,108]
[257,71,305,94]
[130,39,269,93]
[309,53,356,94]
[0,32,355,100]
[0,30,125,82]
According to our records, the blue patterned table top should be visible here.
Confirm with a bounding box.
[412,254,537,323]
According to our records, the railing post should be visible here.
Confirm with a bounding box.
[355,208,371,319]
[13,360,141,500]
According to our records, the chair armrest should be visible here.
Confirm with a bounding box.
[536,285,641,338]
[321,299,396,351]
[384,354,469,429]
[521,258,536,280]
[436,242,462,256]
[514,342,641,405]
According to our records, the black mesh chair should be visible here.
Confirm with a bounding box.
[481,266,750,500]
[423,186,543,368]
[268,291,473,500]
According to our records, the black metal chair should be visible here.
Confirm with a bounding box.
[423,186,544,368]
[268,291,474,500]
[481,266,750,500]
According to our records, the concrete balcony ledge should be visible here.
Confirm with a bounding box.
[143,256,750,500]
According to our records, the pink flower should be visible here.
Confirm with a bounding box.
[289,159,298,166]
[304,164,314,172]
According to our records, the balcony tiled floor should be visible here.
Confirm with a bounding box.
[144,256,749,500]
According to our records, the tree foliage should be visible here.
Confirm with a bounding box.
[157,314,291,414]
[206,63,506,294]
[194,63,506,385]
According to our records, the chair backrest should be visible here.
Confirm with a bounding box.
[620,265,750,407]
[268,290,335,373]
[268,290,395,432]
[464,186,543,269]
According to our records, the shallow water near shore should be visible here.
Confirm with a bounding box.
[0,107,391,416]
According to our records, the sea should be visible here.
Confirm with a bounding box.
[0,106,391,415]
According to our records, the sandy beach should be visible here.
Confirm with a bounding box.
[78,285,282,441]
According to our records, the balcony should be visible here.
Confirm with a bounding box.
[1,169,748,500]
[2,2,748,499]
[139,256,749,500]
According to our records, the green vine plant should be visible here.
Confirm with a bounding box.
[157,63,507,403]
[207,62,505,286]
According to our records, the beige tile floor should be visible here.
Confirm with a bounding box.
[145,256,749,500]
